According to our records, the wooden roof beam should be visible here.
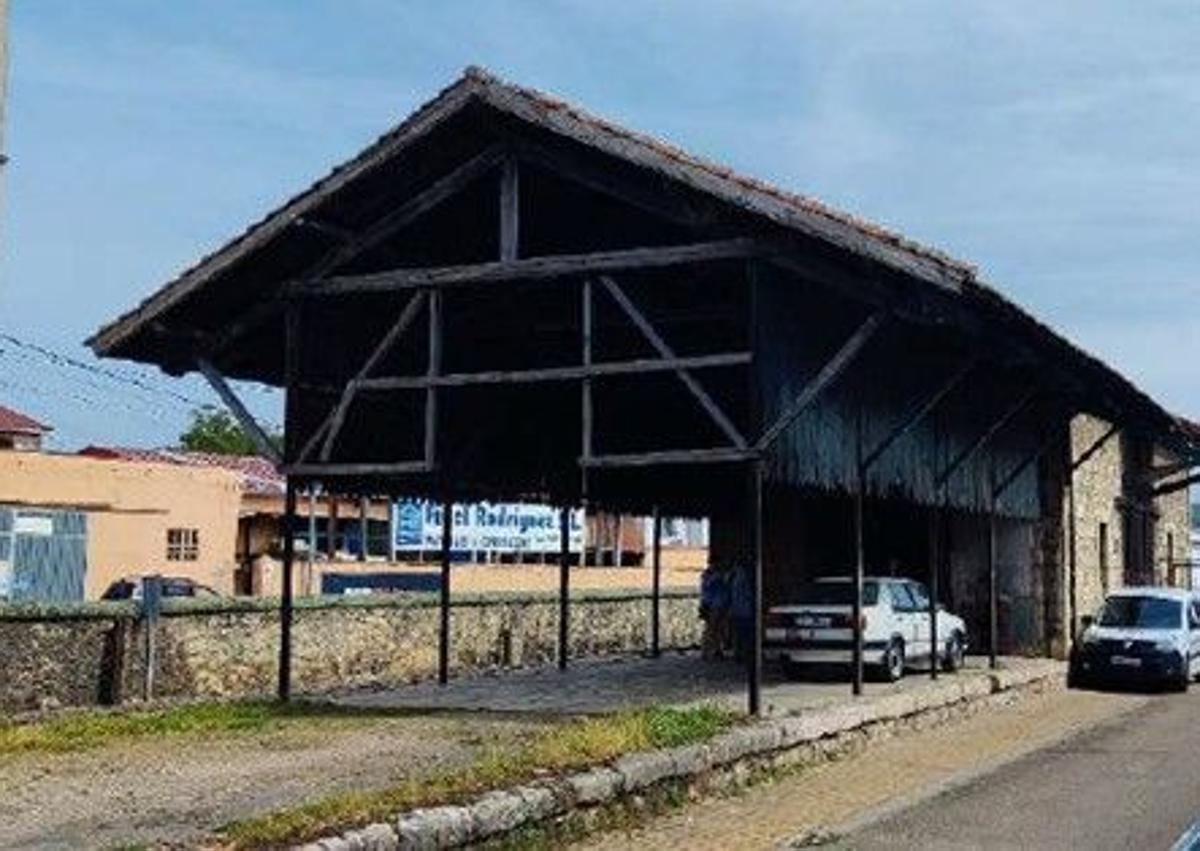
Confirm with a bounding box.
[288,238,766,297]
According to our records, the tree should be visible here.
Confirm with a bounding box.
[179,408,281,456]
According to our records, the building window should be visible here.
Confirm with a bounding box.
[167,528,200,561]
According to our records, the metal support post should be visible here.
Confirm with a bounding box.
[558,505,571,670]
[438,498,453,685]
[651,508,663,657]
[278,480,297,700]
[988,471,999,670]
[929,507,940,680]
[748,459,764,716]
[853,417,865,697]
[358,495,369,561]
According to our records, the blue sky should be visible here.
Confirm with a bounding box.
[2,2,1198,449]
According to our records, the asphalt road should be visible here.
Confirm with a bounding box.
[839,688,1200,851]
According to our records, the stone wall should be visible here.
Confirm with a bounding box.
[0,590,701,713]
[1067,414,1125,628]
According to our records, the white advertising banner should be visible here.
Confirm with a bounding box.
[394,500,584,553]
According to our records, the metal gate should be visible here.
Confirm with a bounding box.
[0,506,88,602]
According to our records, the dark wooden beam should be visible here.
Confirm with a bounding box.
[582,279,594,463]
[294,216,355,243]
[599,275,747,449]
[582,448,755,468]
[196,357,282,464]
[425,289,442,467]
[861,356,975,470]
[756,310,887,452]
[499,157,520,262]
[283,461,431,477]
[1071,422,1120,472]
[355,352,752,392]
[289,238,765,297]
[1152,470,1199,498]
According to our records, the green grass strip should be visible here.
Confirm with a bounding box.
[221,705,735,849]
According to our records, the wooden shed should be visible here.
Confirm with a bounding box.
[90,68,1199,711]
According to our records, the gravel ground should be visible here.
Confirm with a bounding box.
[0,712,550,850]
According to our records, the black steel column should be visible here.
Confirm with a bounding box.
[748,460,764,716]
[929,506,940,680]
[438,498,453,685]
[651,506,662,657]
[358,495,369,561]
[852,414,865,697]
[278,480,297,701]
[558,505,571,670]
[988,496,999,670]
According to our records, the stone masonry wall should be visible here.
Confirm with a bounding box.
[1066,414,1125,630]
[0,590,701,713]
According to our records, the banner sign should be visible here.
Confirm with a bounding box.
[394,500,584,553]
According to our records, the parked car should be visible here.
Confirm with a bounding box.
[764,576,968,682]
[100,575,220,601]
[1068,587,1200,692]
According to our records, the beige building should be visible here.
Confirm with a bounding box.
[0,448,241,600]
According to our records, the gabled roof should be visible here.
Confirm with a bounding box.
[88,66,974,357]
[0,404,51,436]
[79,446,283,497]
[85,67,1196,457]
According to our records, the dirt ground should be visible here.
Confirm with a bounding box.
[0,711,551,850]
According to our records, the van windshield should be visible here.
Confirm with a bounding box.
[1097,596,1181,630]
[797,581,879,606]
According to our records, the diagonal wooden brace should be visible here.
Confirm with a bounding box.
[598,275,747,450]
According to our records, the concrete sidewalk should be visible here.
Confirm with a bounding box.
[337,652,1061,716]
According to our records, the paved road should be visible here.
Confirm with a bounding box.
[840,688,1200,850]
[579,684,1147,850]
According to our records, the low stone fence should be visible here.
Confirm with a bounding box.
[0,589,701,713]
[304,661,1063,849]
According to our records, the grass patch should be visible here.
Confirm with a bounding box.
[221,704,735,849]
[0,700,422,756]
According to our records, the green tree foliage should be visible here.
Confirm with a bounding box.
[178,408,281,456]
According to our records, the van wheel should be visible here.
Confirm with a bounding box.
[882,639,905,682]
[942,634,965,673]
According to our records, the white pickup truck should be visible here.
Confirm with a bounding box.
[764,576,969,681]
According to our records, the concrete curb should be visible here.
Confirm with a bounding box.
[295,662,1062,850]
